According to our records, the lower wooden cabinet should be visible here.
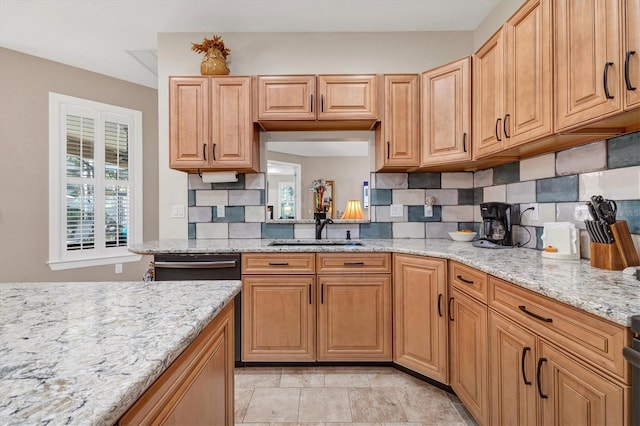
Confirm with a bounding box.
[393,254,448,383]
[488,311,537,426]
[317,274,392,361]
[120,301,235,425]
[242,275,315,361]
[538,341,628,426]
[449,286,489,425]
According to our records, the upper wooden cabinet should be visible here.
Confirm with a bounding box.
[474,0,553,159]
[624,0,640,110]
[375,74,420,171]
[554,0,623,131]
[256,75,316,120]
[473,29,506,159]
[256,74,378,122]
[169,76,258,172]
[393,254,448,384]
[421,57,472,166]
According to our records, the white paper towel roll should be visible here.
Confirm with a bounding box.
[201,171,238,183]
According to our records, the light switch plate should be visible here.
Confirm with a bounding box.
[217,205,225,218]
[171,204,185,218]
[390,204,403,217]
[115,263,123,274]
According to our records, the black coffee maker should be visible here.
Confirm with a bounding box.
[477,202,513,247]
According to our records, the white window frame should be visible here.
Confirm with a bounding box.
[48,93,142,270]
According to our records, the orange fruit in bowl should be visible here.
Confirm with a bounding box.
[544,245,558,252]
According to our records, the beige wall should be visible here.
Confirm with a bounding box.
[158,31,474,238]
[0,48,159,282]
[473,0,527,51]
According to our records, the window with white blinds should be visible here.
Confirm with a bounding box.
[49,93,142,270]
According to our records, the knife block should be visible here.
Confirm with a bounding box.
[590,221,640,270]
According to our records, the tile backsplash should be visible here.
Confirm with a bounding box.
[188,131,640,259]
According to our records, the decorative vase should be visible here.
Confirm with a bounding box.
[200,48,230,75]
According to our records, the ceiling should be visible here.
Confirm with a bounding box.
[0,0,500,89]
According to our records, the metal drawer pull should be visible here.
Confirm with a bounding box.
[154,260,236,269]
[536,357,548,399]
[437,293,443,317]
[343,261,365,266]
[310,94,314,112]
[203,143,207,161]
[503,113,510,138]
[456,275,474,285]
[321,284,324,304]
[448,297,455,321]
[521,347,532,385]
[625,51,637,91]
[495,117,502,142]
[268,262,290,266]
[309,284,312,305]
[212,143,217,161]
[604,62,614,99]
[518,305,553,323]
[462,132,467,153]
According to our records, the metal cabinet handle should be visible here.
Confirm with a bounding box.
[311,94,314,112]
[495,118,502,141]
[448,297,455,321]
[522,347,532,385]
[437,294,443,317]
[321,283,324,304]
[268,262,290,266]
[503,114,510,138]
[604,62,615,99]
[462,132,467,153]
[212,143,217,161]
[203,143,207,161]
[536,357,548,399]
[387,141,390,159]
[309,284,312,304]
[625,51,637,91]
[518,305,553,323]
[456,274,474,285]
[321,94,325,112]
[343,261,365,266]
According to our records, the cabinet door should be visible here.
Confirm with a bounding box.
[449,287,489,425]
[555,0,623,131]
[257,75,316,120]
[489,311,537,426]
[242,275,315,361]
[473,29,506,159]
[169,77,210,169]
[421,57,472,165]
[625,0,640,110]
[393,255,448,383]
[538,341,628,426]
[376,74,420,170]
[210,76,255,169]
[317,274,392,361]
[505,0,553,147]
[317,75,378,120]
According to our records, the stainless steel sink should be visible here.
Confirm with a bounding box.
[268,240,364,246]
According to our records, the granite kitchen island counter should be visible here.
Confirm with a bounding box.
[0,279,241,425]
[131,238,640,326]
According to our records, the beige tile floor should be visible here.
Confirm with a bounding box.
[234,366,477,426]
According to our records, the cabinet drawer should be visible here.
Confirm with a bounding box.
[316,253,391,274]
[242,253,315,274]
[489,277,630,382]
[449,261,488,302]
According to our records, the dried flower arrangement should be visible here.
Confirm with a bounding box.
[191,35,231,59]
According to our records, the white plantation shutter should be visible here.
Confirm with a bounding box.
[49,93,142,270]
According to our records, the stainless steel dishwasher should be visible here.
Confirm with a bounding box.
[153,253,242,365]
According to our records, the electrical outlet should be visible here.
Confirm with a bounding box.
[530,203,539,221]
[424,205,433,217]
[115,263,123,274]
[217,205,225,218]
[389,204,403,217]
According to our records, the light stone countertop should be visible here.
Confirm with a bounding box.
[0,280,241,426]
[131,238,640,327]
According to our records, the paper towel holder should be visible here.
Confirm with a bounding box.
[197,170,239,183]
